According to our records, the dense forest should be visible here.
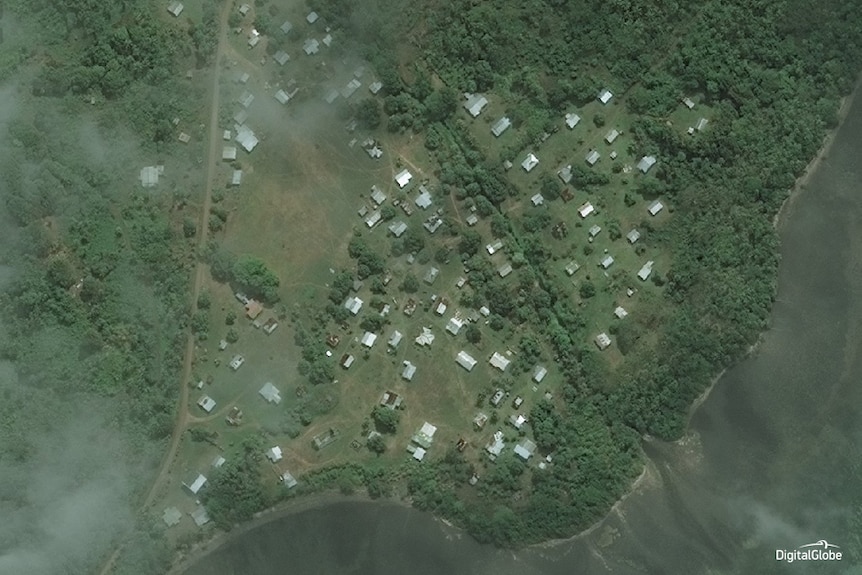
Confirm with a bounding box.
[303,0,862,546]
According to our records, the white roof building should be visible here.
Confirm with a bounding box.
[522,153,539,172]
[605,129,620,144]
[190,506,210,527]
[446,316,464,335]
[486,431,505,458]
[466,213,478,226]
[648,200,664,216]
[183,473,207,495]
[531,193,544,206]
[282,471,298,489]
[259,382,282,404]
[498,263,513,278]
[585,150,600,166]
[614,306,628,319]
[212,456,226,468]
[388,220,407,237]
[627,229,641,244]
[303,38,320,55]
[533,365,548,383]
[600,255,614,269]
[235,125,259,153]
[370,185,387,206]
[361,331,378,348]
[306,11,319,23]
[266,446,283,463]
[275,89,290,105]
[341,79,361,99]
[486,239,503,255]
[229,354,245,371]
[558,164,573,184]
[489,351,510,371]
[197,395,216,413]
[223,130,231,141]
[395,169,413,189]
[595,333,612,350]
[638,260,654,281]
[565,260,580,276]
[415,186,432,209]
[365,210,382,228]
[163,507,182,527]
[238,91,254,108]
[388,330,403,348]
[222,146,237,161]
[464,94,488,117]
[514,439,537,461]
[598,89,613,104]
[696,117,709,131]
[167,1,184,17]
[565,112,581,129]
[683,97,696,109]
[491,117,511,137]
[510,414,527,430]
[344,296,363,315]
[232,169,242,186]
[412,447,427,461]
[239,4,250,15]
[140,166,159,188]
[578,202,595,218]
[589,224,602,238]
[280,20,293,34]
[637,155,657,174]
[369,81,383,94]
[402,361,416,381]
[456,350,477,371]
[434,300,447,316]
[415,327,435,346]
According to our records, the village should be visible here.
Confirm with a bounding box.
[154,0,713,536]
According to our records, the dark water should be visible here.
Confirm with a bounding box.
[183,96,862,575]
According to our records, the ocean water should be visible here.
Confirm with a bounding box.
[183,94,862,575]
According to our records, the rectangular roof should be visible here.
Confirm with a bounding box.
[489,352,510,371]
[456,350,477,371]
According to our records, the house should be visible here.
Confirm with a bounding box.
[531,193,544,206]
[490,389,505,406]
[414,186,432,209]
[648,200,664,216]
[424,267,439,285]
[600,255,614,269]
[365,143,383,158]
[365,210,382,228]
[614,306,628,319]
[380,391,403,409]
[491,117,511,137]
[565,112,581,129]
[589,225,602,238]
[167,1,184,17]
[638,260,654,281]
[402,361,416,381]
[605,129,620,144]
[514,439,537,461]
[446,316,464,335]
[388,330,403,349]
[464,93,488,117]
[239,3,250,15]
[221,145,237,161]
[163,507,182,527]
[388,220,407,237]
[415,327,435,346]
[233,109,248,124]
[456,350,477,371]
[178,132,191,144]
[585,150,600,166]
[513,396,523,409]
[237,72,250,85]
[370,185,387,206]
[271,49,289,66]
[266,446,283,463]
[510,414,527,430]
[479,305,491,317]
[598,89,613,104]
[344,296,363,315]
[341,79,361,99]
[303,38,320,55]
[238,91,254,108]
[578,202,595,218]
[522,153,539,172]
[466,213,478,226]
[412,422,437,448]
[456,276,467,288]
[190,506,210,527]
[360,331,377,348]
[306,11,319,23]
[275,89,290,105]
[489,352,510,371]
[259,382,282,404]
[486,431,505,459]
[183,473,207,495]
[369,81,383,94]
[323,88,339,104]
[473,412,488,430]
[533,365,548,383]
[231,170,242,186]
[218,339,228,351]
[595,332,612,350]
[229,355,245,371]
[558,164,573,184]
[696,117,709,131]
[411,446,427,461]
[223,130,231,141]
[341,354,355,369]
[683,97,696,109]
[140,166,159,188]
[498,263,513,278]
[282,471,298,489]
[212,456,226,468]
[197,395,216,413]
[486,239,504,255]
[235,125,259,152]
[626,229,641,244]
[395,169,413,189]
[245,299,263,319]
[637,155,657,174]
[565,260,580,276]
[434,299,447,315]
[280,20,293,34]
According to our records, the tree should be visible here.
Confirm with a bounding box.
[208,245,236,283]
[466,324,482,344]
[197,291,211,309]
[424,88,457,122]
[400,273,419,293]
[356,98,381,129]
[226,328,239,343]
[579,282,596,298]
[233,256,280,302]
[371,406,400,434]
[367,434,386,455]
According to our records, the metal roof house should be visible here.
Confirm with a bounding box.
[395,169,413,189]
[361,331,378,348]
[498,263,513,277]
[464,93,488,117]
[266,446,283,462]
[522,153,539,172]
[531,193,544,206]
[491,117,511,137]
[637,155,657,174]
[605,129,620,144]
[183,473,207,495]
[598,88,613,104]
[388,220,407,237]
[446,317,464,336]
[306,11,319,23]
[648,200,664,216]
[456,350,477,371]
[167,1,184,17]
[344,296,363,315]
[388,330,403,349]
[402,361,416,381]
[197,395,216,413]
[415,186,432,209]
[533,365,548,383]
[595,332,612,350]
[600,255,614,269]
[578,202,595,218]
[275,89,290,105]
[558,164,573,184]
[626,229,641,244]
[140,166,159,187]
[489,351,510,371]
[638,260,654,281]
[514,439,537,461]
[259,382,282,404]
[585,150,600,166]
[565,112,581,128]
[371,185,387,206]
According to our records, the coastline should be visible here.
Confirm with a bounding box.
[167,79,862,575]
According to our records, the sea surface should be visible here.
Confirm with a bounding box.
[183,94,862,575]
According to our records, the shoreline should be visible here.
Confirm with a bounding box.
[167,78,862,575]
